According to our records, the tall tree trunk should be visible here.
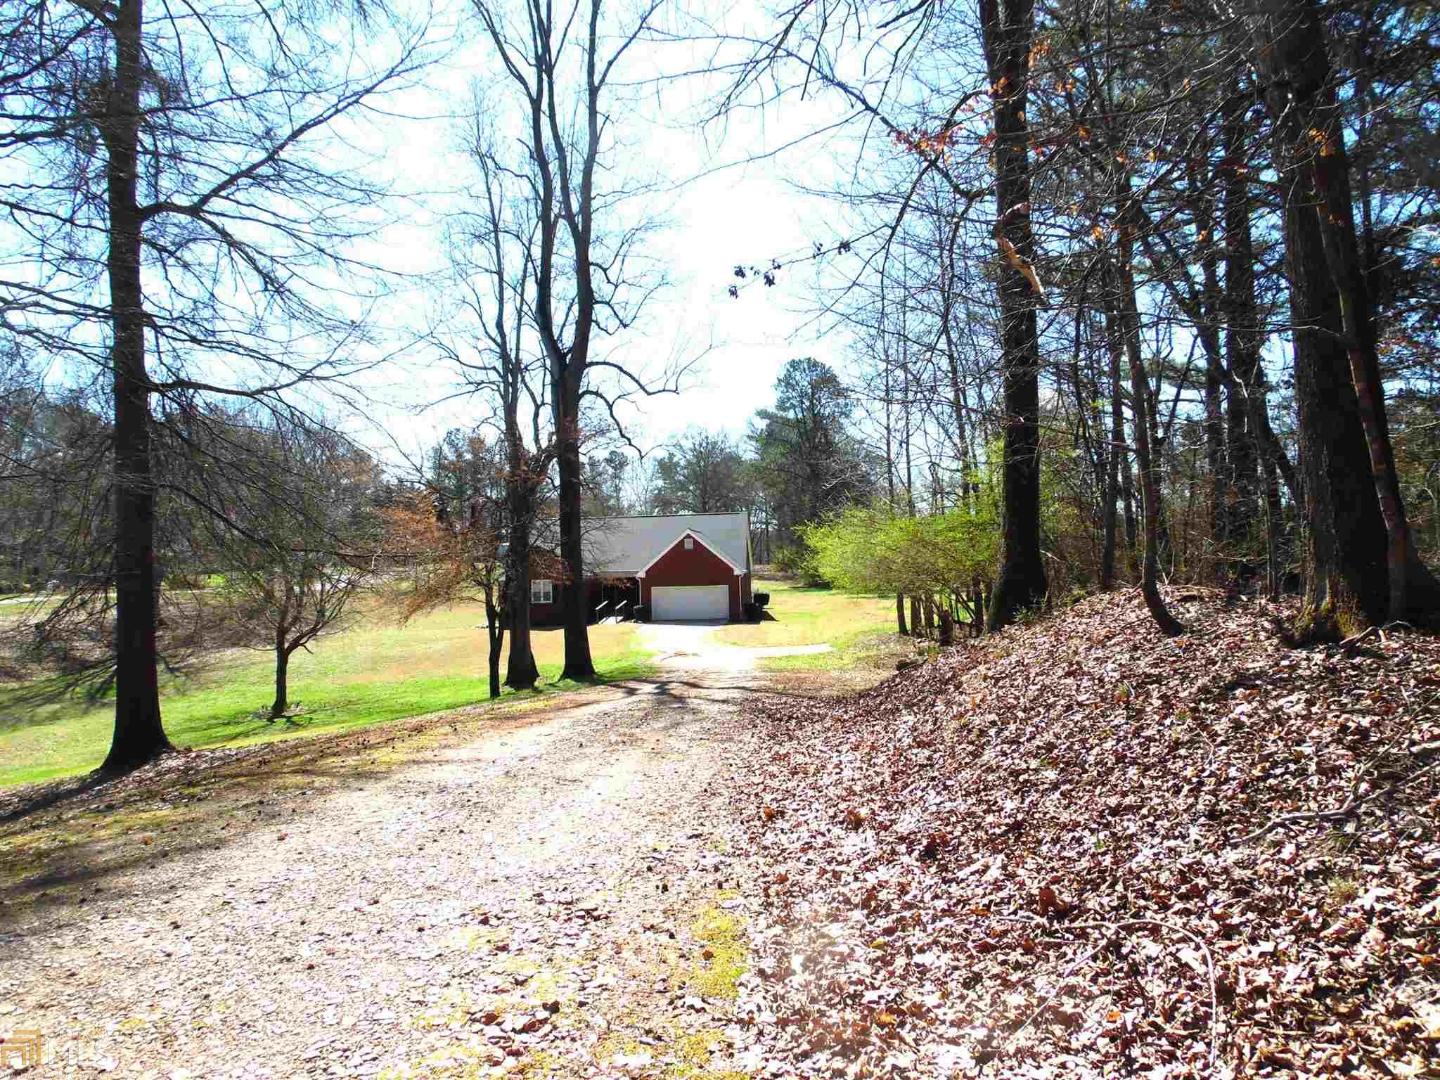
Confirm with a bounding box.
[1222,91,1263,547]
[1068,304,1107,573]
[895,593,909,636]
[882,313,897,509]
[1103,301,1135,585]
[1279,183,1389,635]
[525,10,599,685]
[555,392,595,681]
[898,341,916,517]
[486,588,506,700]
[504,468,539,690]
[1114,199,1184,637]
[941,299,973,500]
[1185,159,1229,576]
[101,0,170,773]
[1145,375,1175,572]
[1099,426,1120,592]
[553,15,606,682]
[981,0,1047,629]
[503,587,537,690]
[1252,0,1436,629]
[1120,440,1138,575]
[271,639,291,720]
[1201,258,1227,576]
[1264,460,1284,599]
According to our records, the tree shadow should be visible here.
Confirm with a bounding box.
[0,669,866,919]
[0,699,558,916]
[0,769,113,826]
[0,675,100,735]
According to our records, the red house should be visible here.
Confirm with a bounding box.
[529,512,754,624]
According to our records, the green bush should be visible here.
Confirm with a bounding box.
[801,502,999,601]
[773,544,828,587]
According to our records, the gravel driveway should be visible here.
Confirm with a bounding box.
[0,654,772,1078]
[637,621,832,673]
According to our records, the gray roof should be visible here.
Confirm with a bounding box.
[583,513,751,576]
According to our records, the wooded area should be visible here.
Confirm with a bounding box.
[710,0,1440,645]
[1,0,1437,780]
[2,2,1438,1075]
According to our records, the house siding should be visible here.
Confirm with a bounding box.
[529,578,627,625]
[641,536,745,620]
[528,600,560,626]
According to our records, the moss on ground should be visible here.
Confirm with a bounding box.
[378,1039,501,1079]
[668,1029,737,1078]
[513,1049,569,1078]
[347,886,753,1080]
[593,1022,750,1080]
[409,988,479,1031]
[687,902,748,1001]
[593,1030,645,1062]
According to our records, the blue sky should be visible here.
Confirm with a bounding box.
[335,0,866,466]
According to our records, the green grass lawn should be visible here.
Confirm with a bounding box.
[714,577,900,670]
[0,602,652,789]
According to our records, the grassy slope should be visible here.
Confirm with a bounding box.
[0,602,651,788]
[713,578,901,671]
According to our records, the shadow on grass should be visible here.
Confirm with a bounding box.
[0,657,861,920]
[0,728,420,916]
[0,674,98,734]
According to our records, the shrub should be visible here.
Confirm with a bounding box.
[774,544,828,586]
[803,503,999,602]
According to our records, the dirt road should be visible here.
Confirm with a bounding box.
[0,630,789,1078]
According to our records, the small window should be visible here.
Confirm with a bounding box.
[683,537,694,550]
[530,579,553,604]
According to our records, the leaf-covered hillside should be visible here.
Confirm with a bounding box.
[732,591,1440,1078]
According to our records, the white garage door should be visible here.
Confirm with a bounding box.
[651,585,729,622]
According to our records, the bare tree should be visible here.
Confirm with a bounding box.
[1111,196,1183,636]
[650,430,750,514]
[469,0,675,681]
[439,132,558,691]
[0,0,428,771]
[214,422,381,720]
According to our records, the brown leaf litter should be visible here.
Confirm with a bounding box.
[725,589,1440,1079]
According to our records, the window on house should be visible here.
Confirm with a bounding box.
[683,537,694,550]
[530,579,553,604]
